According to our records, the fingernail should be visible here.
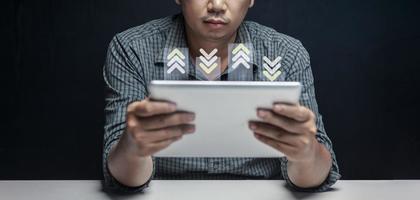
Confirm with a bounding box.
[254,132,263,140]
[249,123,257,130]
[169,104,177,111]
[257,110,266,118]
[187,114,195,121]
[274,104,284,111]
[186,126,195,133]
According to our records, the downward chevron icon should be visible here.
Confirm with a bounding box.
[166,48,186,74]
[262,56,282,81]
[198,48,219,74]
[231,43,251,69]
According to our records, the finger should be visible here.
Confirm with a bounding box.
[249,121,295,145]
[140,112,195,130]
[272,103,314,122]
[256,109,303,134]
[126,112,140,130]
[148,136,183,154]
[142,124,195,143]
[253,132,295,155]
[130,99,177,117]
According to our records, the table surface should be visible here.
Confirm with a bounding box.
[1,180,419,200]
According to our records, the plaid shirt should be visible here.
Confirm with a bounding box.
[103,14,340,193]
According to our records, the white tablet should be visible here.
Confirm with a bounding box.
[149,80,302,157]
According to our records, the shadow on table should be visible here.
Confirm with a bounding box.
[100,181,339,200]
[99,180,149,200]
[282,182,339,200]
[102,191,144,200]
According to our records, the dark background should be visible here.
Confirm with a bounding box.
[1,0,419,180]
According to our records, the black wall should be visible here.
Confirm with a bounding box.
[2,0,419,180]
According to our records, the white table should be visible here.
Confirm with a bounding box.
[1,180,419,200]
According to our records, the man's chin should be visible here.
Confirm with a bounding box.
[203,31,233,42]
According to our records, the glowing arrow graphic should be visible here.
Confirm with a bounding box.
[198,48,219,74]
[231,43,251,69]
[262,56,282,81]
[166,48,186,74]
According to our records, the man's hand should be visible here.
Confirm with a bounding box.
[107,98,195,187]
[249,103,318,162]
[248,103,332,188]
[123,98,196,157]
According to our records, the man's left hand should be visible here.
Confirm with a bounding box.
[249,103,320,163]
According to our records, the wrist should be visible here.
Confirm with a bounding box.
[111,133,150,167]
[108,139,153,188]
[287,141,331,188]
[290,137,320,165]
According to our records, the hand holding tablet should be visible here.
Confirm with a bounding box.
[149,80,302,157]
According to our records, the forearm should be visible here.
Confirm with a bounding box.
[107,134,153,187]
[287,142,332,188]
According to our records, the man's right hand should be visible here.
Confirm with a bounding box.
[107,98,195,187]
[123,98,196,157]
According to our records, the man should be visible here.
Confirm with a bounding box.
[103,0,340,193]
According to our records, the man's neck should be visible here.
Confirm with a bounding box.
[185,25,237,73]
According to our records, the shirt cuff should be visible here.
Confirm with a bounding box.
[280,139,341,192]
[102,140,156,193]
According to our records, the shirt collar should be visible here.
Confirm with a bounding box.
[155,14,188,64]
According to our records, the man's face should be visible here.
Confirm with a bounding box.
[177,0,254,41]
